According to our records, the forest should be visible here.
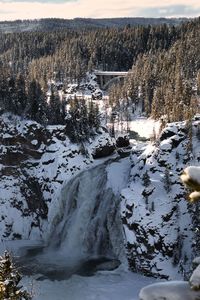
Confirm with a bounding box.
[0,17,199,133]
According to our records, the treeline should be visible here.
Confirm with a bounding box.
[110,17,200,123]
[0,71,101,142]
[0,18,199,130]
[0,23,181,86]
[0,17,184,33]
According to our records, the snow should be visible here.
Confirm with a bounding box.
[23,270,156,300]
[0,113,116,241]
[189,191,200,202]
[106,157,131,195]
[190,265,200,290]
[1,111,200,299]
[31,139,38,146]
[182,166,200,185]
[129,117,160,139]
[120,120,200,278]
[139,281,200,300]
[193,257,200,266]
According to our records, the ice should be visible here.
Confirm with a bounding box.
[23,270,156,300]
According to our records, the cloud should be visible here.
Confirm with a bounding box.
[0,10,14,14]
[1,0,76,2]
[136,4,200,17]
[0,0,200,20]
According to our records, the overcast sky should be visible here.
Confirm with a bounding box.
[0,0,200,21]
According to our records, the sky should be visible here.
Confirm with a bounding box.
[0,0,200,21]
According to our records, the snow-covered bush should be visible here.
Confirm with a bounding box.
[181,166,200,202]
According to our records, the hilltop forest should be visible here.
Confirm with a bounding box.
[0,17,200,127]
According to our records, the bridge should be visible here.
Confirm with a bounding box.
[94,70,129,90]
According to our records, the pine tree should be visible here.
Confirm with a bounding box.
[15,73,27,115]
[151,201,155,212]
[7,76,17,114]
[142,171,151,187]
[48,87,62,125]
[186,118,193,154]
[197,71,200,96]
[88,99,95,128]
[196,124,200,141]
[94,104,101,129]
[0,251,31,300]
[163,168,172,193]
[79,99,89,140]
[26,79,43,121]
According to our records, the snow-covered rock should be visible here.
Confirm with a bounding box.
[1,113,200,283]
[121,120,200,279]
[181,166,200,202]
[139,281,200,300]
[190,264,200,290]
[0,114,115,241]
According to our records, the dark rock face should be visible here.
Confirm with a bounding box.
[92,144,115,159]
[116,136,130,148]
[20,177,48,219]
[159,129,175,141]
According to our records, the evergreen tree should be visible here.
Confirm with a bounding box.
[197,71,200,96]
[88,99,95,128]
[26,79,43,121]
[0,251,31,300]
[15,73,27,115]
[7,76,17,114]
[48,87,62,125]
[163,168,172,193]
[142,171,151,187]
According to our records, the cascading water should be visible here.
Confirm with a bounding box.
[50,160,126,263]
[17,158,130,278]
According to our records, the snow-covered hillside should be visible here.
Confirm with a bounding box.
[121,118,200,279]
[1,112,200,290]
[0,114,115,241]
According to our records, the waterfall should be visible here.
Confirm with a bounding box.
[49,161,126,263]
[17,158,129,278]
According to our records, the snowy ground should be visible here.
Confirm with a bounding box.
[107,115,160,142]
[23,268,156,300]
[129,117,161,139]
[106,157,131,195]
[0,237,154,300]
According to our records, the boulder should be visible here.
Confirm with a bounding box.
[116,136,130,148]
[92,144,115,159]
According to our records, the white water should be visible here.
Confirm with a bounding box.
[47,160,127,265]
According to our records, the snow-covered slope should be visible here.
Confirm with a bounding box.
[121,118,200,279]
[1,112,200,284]
[0,114,115,241]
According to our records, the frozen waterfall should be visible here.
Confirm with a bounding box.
[17,158,130,278]
[50,160,127,263]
